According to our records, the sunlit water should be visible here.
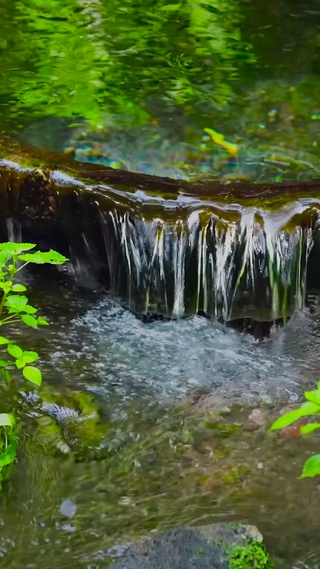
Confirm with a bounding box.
[1,273,320,568]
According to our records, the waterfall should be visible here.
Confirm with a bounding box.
[96,198,317,322]
[6,218,22,243]
[1,140,320,325]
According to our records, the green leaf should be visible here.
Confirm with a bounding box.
[11,284,27,292]
[270,402,320,431]
[7,343,23,359]
[23,366,42,386]
[21,314,38,328]
[159,3,181,10]
[19,305,37,315]
[305,390,320,406]
[0,252,12,266]
[0,282,12,293]
[4,295,28,312]
[18,250,68,265]
[0,360,9,367]
[0,413,15,427]
[0,442,17,467]
[0,243,36,254]
[5,299,37,315]
[300,423,320,435]
[300,454,320,478]
[22,351,38,362]
[0,369,12,383]
[37,316,49,326]
[0,336,9,345]
[16,351,38,369]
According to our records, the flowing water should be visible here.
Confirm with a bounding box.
[95,199,317,321]
[0,268,320,569]
[1,0,320,567]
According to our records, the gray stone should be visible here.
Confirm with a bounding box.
[59,499,77,518]
[110,523,263,569]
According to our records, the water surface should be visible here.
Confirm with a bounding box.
[0,272,320,568]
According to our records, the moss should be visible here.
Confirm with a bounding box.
[203,419,241,436]
[192,546,206,561]
[229,539,274,569]
[33,387,110,456]
[221,464,250,485]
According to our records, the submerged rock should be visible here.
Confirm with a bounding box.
[21,388,110,456]
[248,408,269,427]
[59,498,77,518]
[109,523,271,569]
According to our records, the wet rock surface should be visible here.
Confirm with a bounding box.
[1,135,320,324]
[110,523,264,569]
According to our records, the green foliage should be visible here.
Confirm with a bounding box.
[271,381,320,478]
[0,0,253,129]
[229,540,274,569]
[270,401,320,432]
[0,242,67,482]
[0,242,67,385]
[0,413,17,491]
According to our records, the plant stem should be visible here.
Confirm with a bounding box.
[0,255,17,323]
[16,262,30,273]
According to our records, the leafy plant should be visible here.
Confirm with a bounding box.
[271,381,320,478]
[0,242,68,484]
[229,539,274,569]
[0,413,17,490]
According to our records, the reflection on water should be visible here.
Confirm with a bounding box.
[0,0,319,174]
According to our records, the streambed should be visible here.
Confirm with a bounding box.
[0,270,320,568]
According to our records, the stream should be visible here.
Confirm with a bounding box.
[0,269,320,568]
[1,0,320,567]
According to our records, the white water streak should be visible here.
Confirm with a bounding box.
[214,223,238,320]
[6,218,22,243]
[172,223,187,318]
[99,205,316,320]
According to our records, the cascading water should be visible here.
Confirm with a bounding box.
[96,196,317,322]
[0,146,319,325]
[6,218,22,244]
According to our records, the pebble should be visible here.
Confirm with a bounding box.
[248,408,268,427]
[59,499,77,518]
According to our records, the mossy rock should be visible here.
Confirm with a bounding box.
[31,387,110,456]
[109,523,273,569]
